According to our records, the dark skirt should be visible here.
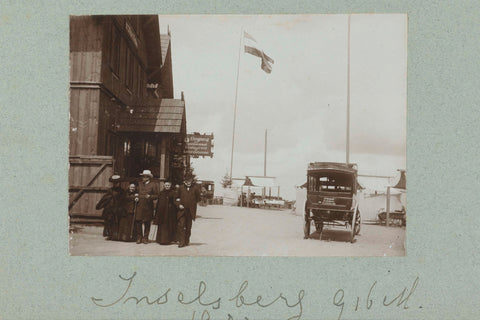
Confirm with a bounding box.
[102,207,119,240]
[117,213,136,242]
[103,216,118,239]
[168,210,177,242]
[155,206,177,244]
[156,222,171,245]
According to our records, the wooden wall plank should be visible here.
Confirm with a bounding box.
[125,106,183,113]
[76,90,87,154]
[118,119,182,126]
[69,52,77,82]
[88,90,99,155]
[69,156,114,217]
[119,112,183,120]
[69,89,101,156]
[70,16,104,83]
[97,93,106,156]
[69,89,78,155]
[117,125,180,133]
[71,90,80,154]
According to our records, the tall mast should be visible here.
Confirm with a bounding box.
[346,14,351,164]
[230,28,243,179]
[264,129,267,176]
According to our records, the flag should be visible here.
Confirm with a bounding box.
[243,31,257,42]
[243,31,274,74]
[244,45,274,73]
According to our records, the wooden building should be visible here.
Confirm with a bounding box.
[69,15,188,218]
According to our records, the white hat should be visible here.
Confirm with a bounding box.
[140,169,153,177]
[109,175,121,182]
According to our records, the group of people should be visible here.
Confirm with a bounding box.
[95,169,201,248]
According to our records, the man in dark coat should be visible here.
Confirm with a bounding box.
[95,174,125,240]
[155,181,177,245]
[135,170,159,244]
[176,175,201,247]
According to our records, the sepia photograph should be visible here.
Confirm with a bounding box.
[4,0,480,317]
[68,14,407,256]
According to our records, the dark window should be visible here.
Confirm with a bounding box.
[123,139,131,156]
[125,48,135,90]
[105,130,117,156]
[308,173,353,192]
[137,64,143,98]
[105,24,112,64]
[144,140,157,157]
[111,26,121,76]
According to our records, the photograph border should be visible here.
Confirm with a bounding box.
[0,1,478,319]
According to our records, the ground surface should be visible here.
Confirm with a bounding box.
[69,205,405,256]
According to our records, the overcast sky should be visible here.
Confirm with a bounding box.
[159,14,407,200]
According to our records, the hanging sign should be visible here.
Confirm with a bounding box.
[185,133,214,158]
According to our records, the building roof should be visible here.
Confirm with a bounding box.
[117,99,185,133]
[307,162,358,174]
[141,16,162,83]
[357,176,391,191]
[357,173,405,194]
[160,33,171,66]
[392,170,406,189]
[230,178,246,188]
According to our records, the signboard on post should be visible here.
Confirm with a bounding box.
[185,133,214,158]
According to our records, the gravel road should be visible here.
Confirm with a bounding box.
[69,205,405,256]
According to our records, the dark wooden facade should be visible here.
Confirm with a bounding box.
[69,15,187,217]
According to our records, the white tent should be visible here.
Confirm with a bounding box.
[218,178,245,206]
[243,176,281,199]
[245,176,279,188]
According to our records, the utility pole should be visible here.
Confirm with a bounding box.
[230,27,244,180]
[346,14,351,164]
[386,186,391,227]
[264,129,267,176]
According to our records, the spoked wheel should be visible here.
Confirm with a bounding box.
[304,204,312,239]
[304,216,311,239]
[354,210,361,235]
[315,221,323,240]
[350,204,359,243]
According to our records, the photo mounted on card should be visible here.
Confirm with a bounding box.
[69,14,407,256]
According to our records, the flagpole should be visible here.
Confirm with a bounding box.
[230,27,243,180]
[346,14,351,165]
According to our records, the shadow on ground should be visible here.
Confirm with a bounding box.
[308,228,360,243]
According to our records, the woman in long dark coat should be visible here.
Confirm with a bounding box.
[155,181,177,245]
[96,175,125,240]
[117,182,139,242]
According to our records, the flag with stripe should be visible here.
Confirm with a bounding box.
[243,31,274,74]
[244,31,257,42]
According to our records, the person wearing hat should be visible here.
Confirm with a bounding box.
[95,174,125,240]
[134,170,159,244]
[176,174,201,247]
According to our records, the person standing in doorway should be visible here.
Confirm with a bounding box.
[135,170,159,244]
[176,175,201,248]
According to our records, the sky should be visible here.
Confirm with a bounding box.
[159,14,407,200]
